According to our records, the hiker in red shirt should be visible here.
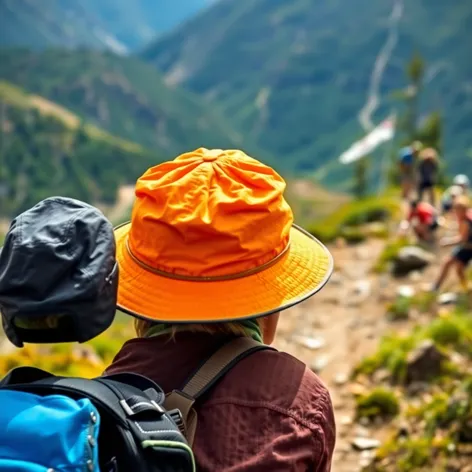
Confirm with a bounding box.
[399,200,439,242]
[106,148,336,471]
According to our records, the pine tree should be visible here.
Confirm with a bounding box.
[353,156,370,200]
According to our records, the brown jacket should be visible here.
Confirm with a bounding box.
[106,333,336,471]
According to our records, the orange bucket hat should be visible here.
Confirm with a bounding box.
[114,148,333,323]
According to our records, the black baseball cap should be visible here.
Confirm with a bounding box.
[0,197,118,347]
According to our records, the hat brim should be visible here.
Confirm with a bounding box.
[114,223,333,323]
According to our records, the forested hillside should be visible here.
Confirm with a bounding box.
[0,81,160,217]
[142,0,472,180]
[0,49,258,163]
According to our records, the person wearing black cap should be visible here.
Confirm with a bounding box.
[0,197,118,347]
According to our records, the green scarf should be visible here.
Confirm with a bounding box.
[145,319,263,343]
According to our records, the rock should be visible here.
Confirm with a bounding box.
[392,246,434,277]
[406,340,447,384]
[355,247,370,260]
[349,383,368,396]
[310,355,330,373]
[396,285,416,298]
[438,292,458,305]
[355,425,370,437]
[353,280,372,297]
[372,368,390,384]
[351,437,381,451]
[292,335,325,350]
[397,422,409,438]
[408,270,423,282]
[359,450,376,468]
[329,272,344,285]
[340,415,353,426]
[334,372,350,386]
[358,417,370,427]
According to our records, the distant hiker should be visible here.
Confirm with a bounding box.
[441,185,464,215]
[433,196,472,293]
[105,148,336,471]
[417,147,439,205]
[452,174,470,199]
[398,141,422,200]
[399,199,439,243]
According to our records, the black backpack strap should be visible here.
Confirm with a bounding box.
[0,366,56,386]
[165,337,275,445]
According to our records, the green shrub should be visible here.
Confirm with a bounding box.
[411,291,436,313]
[356,387,400,420]
[428,318,463,346]
[387,296,411,321]
[364,222,390,239]
[373,237,410,273]
[339,226,366,244]
[307,196,400,243]
[354,333,417,381]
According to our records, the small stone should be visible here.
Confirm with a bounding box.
[340,415,353,426]
[349,383,368,396]
[311,355,330,373]
[360,449,375,468]
[438,292,458,305]
[406,382,429,397]
[396,285,415,298]
[334,372,349,386]
[397,422,409,438]
[406,340,448,384]
[351,437,381,451]
[355,425,370,437]
[358,417,370,427]
[372,368,390,383]
[355,247,369,260]
[409,271,423,282]
[353,280,372,297]
[293,335,326,350]
[330,272,343,285]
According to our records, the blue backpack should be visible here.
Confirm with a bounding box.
[0,338,272,472]
[399,147,414,166]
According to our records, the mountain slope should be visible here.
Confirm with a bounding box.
[0,0,209,51]
[0,81,161,218]
[0,49,260,162]
[141,0,472,181]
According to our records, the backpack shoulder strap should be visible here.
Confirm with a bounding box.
[164,337,275,445]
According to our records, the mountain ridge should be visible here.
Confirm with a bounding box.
[0,80,161,217]
[0,0,210,51]
[0,49,272,165]
[141,0,472,182]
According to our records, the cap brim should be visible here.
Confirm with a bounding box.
[114,223,333,323]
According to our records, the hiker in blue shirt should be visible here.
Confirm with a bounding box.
[398,141,422,200]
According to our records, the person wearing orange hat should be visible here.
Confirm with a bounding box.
[105,148,335,471]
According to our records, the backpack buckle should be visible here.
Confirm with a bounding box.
[168,408,186,436]
[119,399,164,417]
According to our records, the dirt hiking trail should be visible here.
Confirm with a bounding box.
[273,226,459,472]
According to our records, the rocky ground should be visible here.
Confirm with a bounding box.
[273,219,469,472]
